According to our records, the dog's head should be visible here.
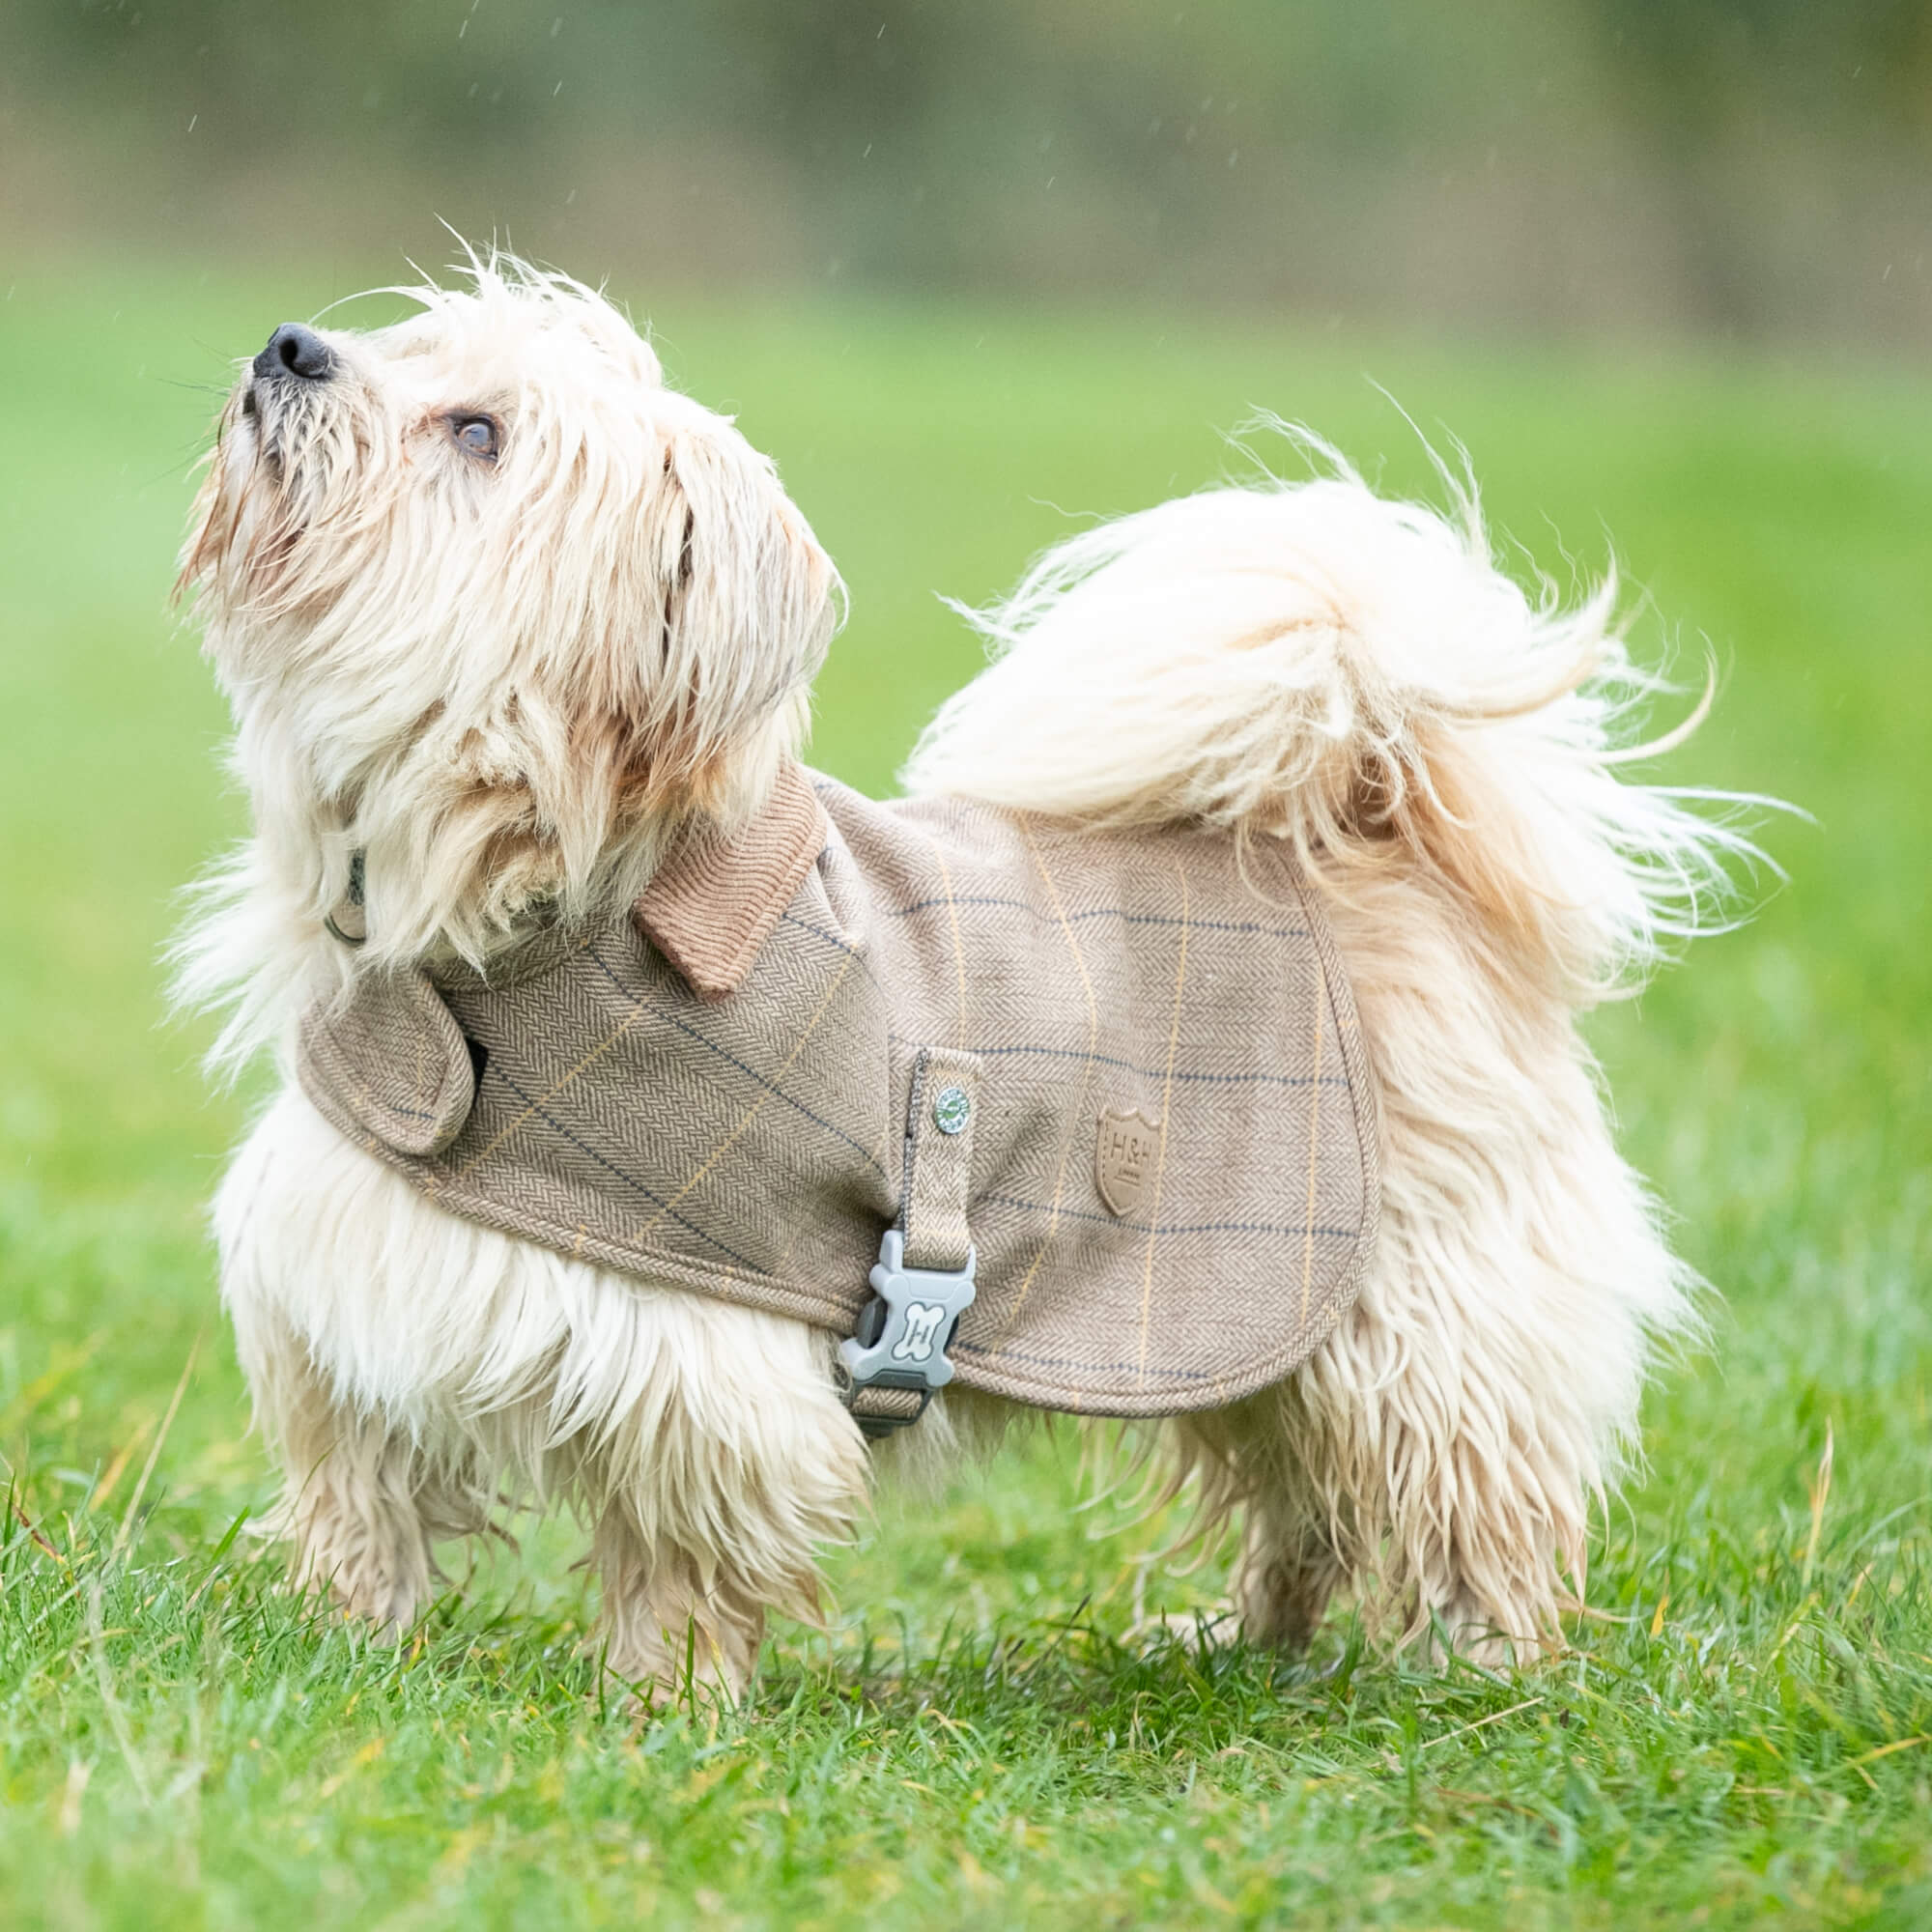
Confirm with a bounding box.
[182,255,839,963]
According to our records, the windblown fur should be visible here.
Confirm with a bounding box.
[179,254,1745,1698]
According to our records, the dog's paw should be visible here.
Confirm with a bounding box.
[1128,1605,1242,1657]
[596,1621,758,1720]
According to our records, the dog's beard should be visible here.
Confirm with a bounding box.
[189,378,387,618]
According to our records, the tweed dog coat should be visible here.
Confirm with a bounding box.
[298,766,1380,1423]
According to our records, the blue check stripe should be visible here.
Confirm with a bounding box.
[952,1335,1213,1382]
[586,941,888,1182]
[966,1043,1350,1090]
[485,1063,766,1275]
[879,891,1310,944]
[981,1192,1357,1240]
[882,1032,1349,1091]
[1083,910,1308,939]
[779,909,864,958]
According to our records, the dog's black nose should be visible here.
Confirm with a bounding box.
[253,323,335,382]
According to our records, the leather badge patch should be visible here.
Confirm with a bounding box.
[1095,1107,1163,1218]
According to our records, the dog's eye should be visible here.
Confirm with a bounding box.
[448,413,500,461]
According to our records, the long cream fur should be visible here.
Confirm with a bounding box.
[180,256,1742,1700]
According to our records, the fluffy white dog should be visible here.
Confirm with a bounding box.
[178,257,1742,1704]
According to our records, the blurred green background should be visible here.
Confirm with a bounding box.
[2,6,1931,1928]
[4,0,1931,347]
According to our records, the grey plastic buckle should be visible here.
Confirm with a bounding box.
[838,1229,977,1436]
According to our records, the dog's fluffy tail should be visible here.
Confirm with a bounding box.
[903,428,1758,1004]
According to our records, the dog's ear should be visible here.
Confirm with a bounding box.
[620,417,838,806]
[455,410,839,915]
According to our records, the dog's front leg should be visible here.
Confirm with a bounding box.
[589,1506,772,1706]
[241,1320,463,1636]
[577,1297,871,1711]
[215,1099,494,1637]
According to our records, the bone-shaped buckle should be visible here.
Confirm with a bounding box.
[838,1229,977,1437]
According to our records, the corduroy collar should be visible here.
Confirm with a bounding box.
[631,763,830,1001]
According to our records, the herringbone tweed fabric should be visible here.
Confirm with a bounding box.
[297,768,1380,1415]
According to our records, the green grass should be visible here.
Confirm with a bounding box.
[1,254,1929,1928]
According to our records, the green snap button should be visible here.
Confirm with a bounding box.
[932,1085,971,1135]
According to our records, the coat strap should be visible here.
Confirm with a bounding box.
[900,1048,980,1272]
[838,1047,982,1438]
